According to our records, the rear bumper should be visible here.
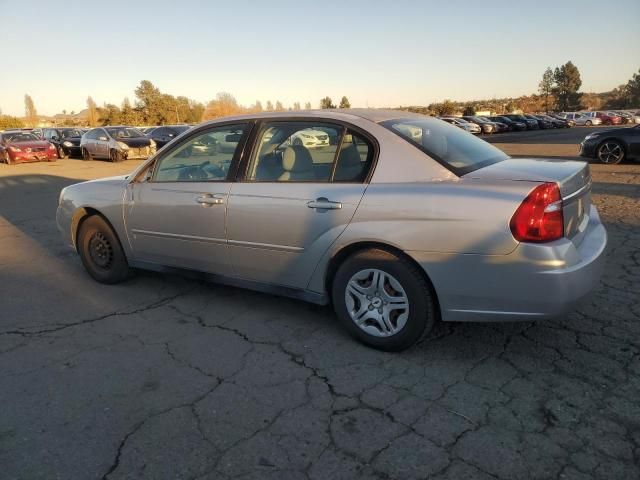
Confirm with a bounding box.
[410,205,607,322]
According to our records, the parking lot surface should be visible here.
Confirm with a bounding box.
[1,128,639,479]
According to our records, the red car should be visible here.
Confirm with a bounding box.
[0,131,58,164]
[583,111,623,126]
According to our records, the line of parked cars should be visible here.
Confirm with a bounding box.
[437,110,640,135]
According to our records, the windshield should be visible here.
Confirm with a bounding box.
[106,127,144,138]
[382,117,509,175]
[61,129,83,138]
[3,133,39,142]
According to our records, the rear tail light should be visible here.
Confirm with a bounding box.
[510,182,564,243]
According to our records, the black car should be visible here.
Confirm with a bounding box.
[461,116,498,134]
[145,125,192,149]
[42,128,85,158]
[535,114,570,128]
[548,113,575,127]
[488,116,527,131]
[523,114,551,129]
[579,125,640,164]
[504,114,538,130]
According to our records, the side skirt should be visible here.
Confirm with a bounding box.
[129,260,330,306]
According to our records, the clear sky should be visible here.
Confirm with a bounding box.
[1,0,638,116]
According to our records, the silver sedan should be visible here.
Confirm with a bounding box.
[57,109,607,351]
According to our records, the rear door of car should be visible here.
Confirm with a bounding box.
[225,120,376,289]
[124,122,251,275]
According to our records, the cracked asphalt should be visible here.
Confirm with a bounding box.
[1,128,639,479]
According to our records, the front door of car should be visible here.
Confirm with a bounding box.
[124,123,249,275]
[95,129,110,158]
[226,121,374,289]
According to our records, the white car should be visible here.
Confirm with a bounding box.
[559,112,602,127]
[439,117,481,134]
[289,128,331,148]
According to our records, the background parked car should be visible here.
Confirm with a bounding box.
[439,117,481,134]
[461,116,496,134]
[504,114,539,130]
[533,114,566,128]
[549,113,575,127]
[488,116,527,131]
[478,117,509,132]
[0,131,58,164]
[145,125,192,149]
[42,128,84,158]
[81,126,156,162]
[579,125,640,164]
[558,112,602,126]
[524,114,552,129]
[612,111,640,124]
[582,111,622,126]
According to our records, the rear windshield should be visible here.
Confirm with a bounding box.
[382,117,509,175]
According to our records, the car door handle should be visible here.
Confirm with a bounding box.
[307,197,342,210]
[196,194,225,206]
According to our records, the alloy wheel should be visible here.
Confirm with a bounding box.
[598,142,623,164]
[345,269,410,337]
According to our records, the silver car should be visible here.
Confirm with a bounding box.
[81,126,156,162]
[439,116,482,134]
[57,110,607,351]
[559,112,602,127]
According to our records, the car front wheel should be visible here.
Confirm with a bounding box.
[58,147,68,159]
[110,149,124,163]
[82,148,92,161]
[597,141,625,164]
[332,248,437,351]
[78,215,130,284]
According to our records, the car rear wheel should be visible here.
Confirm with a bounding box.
[82,148,92,161]
[585,120,592,126]
[110,149,123,163]
[597,141,625,164]
[332,248,437,351]
[78,215,130,284]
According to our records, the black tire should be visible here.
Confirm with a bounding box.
[293,138,304,146]
[110,149,124,163]
[597,140,625,165]
[82,148,92,161]
[331,248,437,351]
[2,151,10,164]
[58,147,68,159]
[77,215,130,284]
[585,120,592,127]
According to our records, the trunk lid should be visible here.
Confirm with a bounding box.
[467,158,592,245]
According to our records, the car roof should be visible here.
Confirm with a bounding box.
[197,109,427,127]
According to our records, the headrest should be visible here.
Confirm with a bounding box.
[282,145,313,172]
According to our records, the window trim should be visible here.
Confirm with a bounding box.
[146,121,253,184]
[235,117,379,184]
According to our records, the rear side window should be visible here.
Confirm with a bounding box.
[246,122,373,183]
[382,117,509,175]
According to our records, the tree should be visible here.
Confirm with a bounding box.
[275,100,284,111]
[100,103,122,125]
[430,99,456,116]
[304,102,312,110]
[553,61,582,111]
[0,115,25,129]
[538,67,554,113]
[24,94,38,127]
[320,96,336,109]
[265,101,274,111]
[253,101,263,112]
[121,97,141,125]
[622,68,640,107]
[202,92,243,120]
[87,96,98,127]
[339,96,351,108]
[292,102,301,110]
[462,104,476,116]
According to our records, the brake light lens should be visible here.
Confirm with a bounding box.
[510,182,564,242]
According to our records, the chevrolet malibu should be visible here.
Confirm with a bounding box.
[57,110,607,351]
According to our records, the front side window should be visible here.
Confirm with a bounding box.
[247,122,373,183]
[382,117,509,175]
[152,124,246,182]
